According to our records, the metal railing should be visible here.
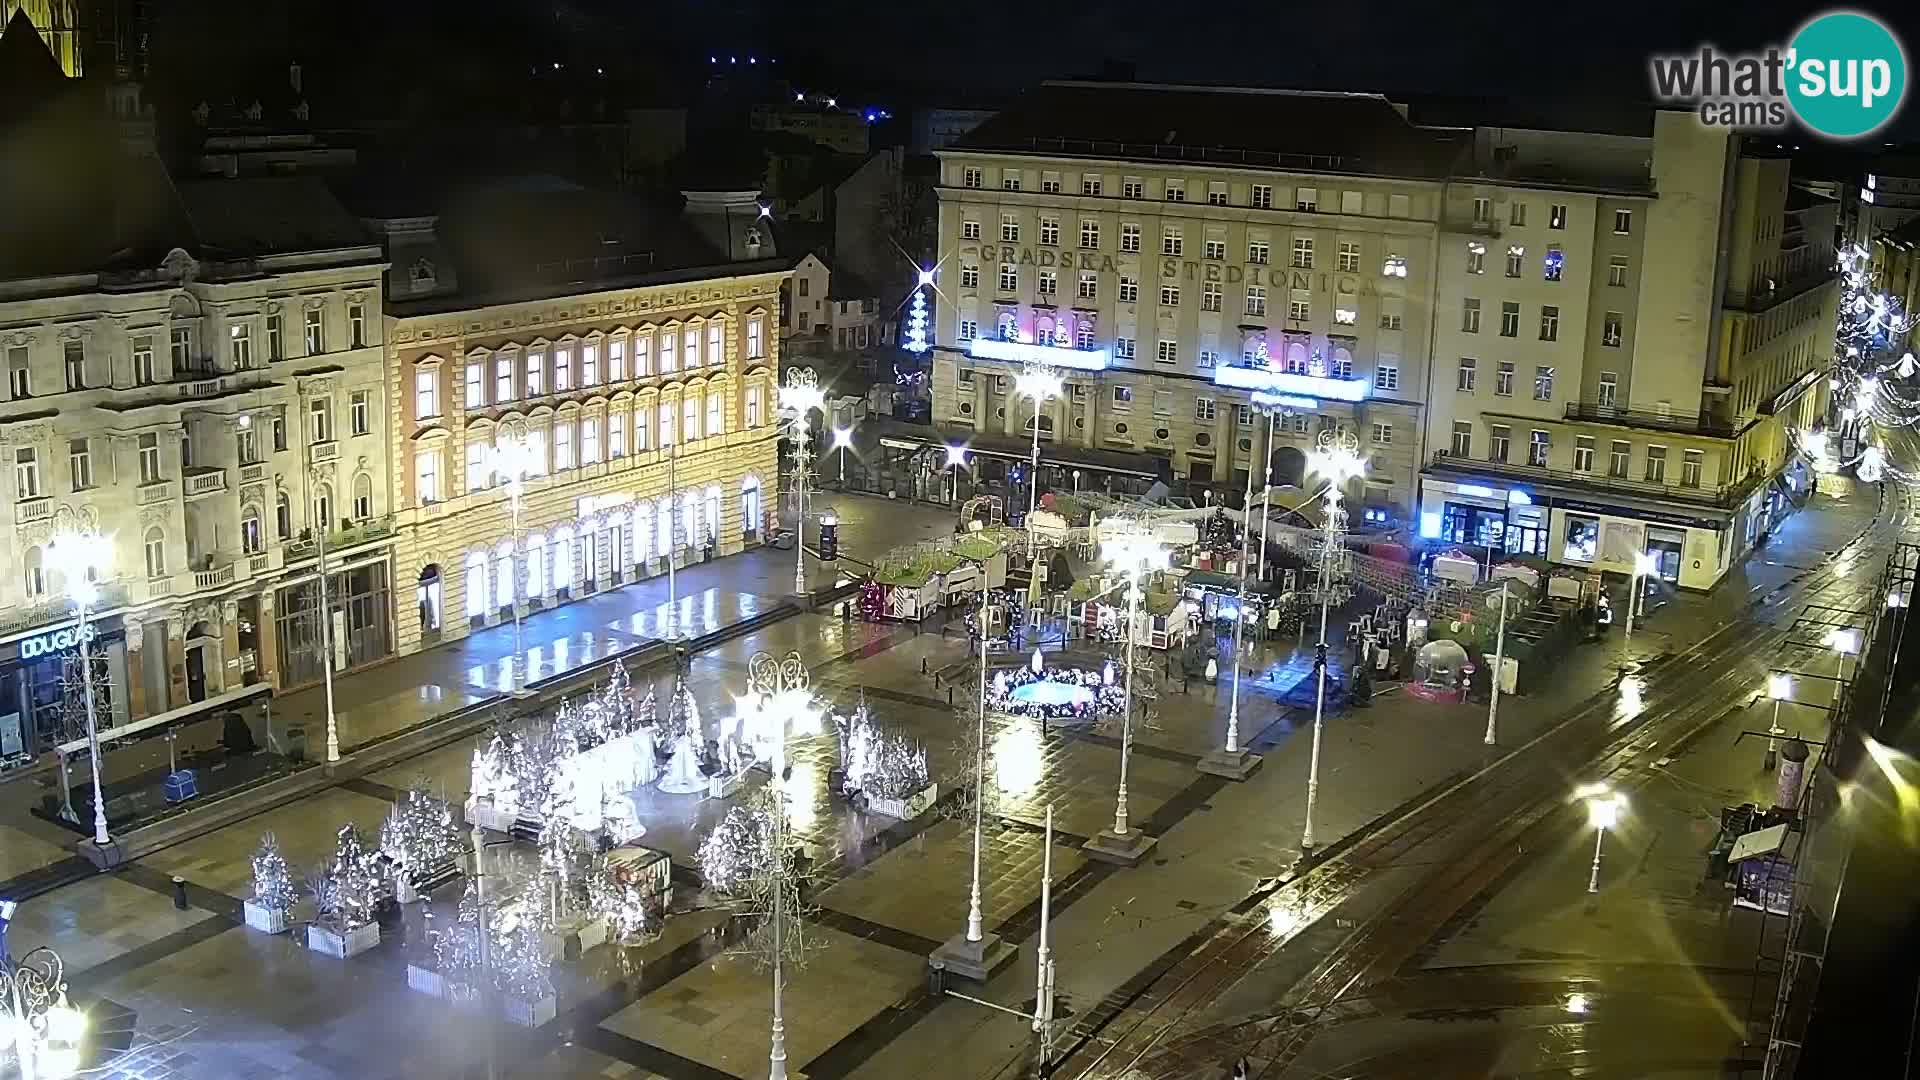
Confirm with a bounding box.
[183,468,228,496]
[1563,401,1738,436]
[284,515,396,562]
[973,136,1361,174]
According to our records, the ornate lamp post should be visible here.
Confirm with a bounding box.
[1,946,86,1080]
[45,527,113,847]
[299,391,341,763]
[1084,520,1168,866]
[1014,364,1062,528]
[1201,408,1267,780]
[486,425,540,696]
[1300,429,1364,853]
[778,369,826,597]
[1248,392,1296,583]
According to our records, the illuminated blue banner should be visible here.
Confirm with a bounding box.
[968,339,1111,371]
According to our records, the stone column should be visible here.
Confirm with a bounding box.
[256,587,281,688]
[166,614,188,707]
[123,616,147,721]
[218,599,241,696]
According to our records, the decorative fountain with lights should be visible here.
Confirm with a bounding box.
[985,648,1126,723]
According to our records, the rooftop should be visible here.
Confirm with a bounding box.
[175,176,375,258]
[950,81,1470,179]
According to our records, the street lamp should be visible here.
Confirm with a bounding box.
[1248,393,1296,583]
[831,426,854,485]
[778,369,826,596]
[1576,782,1627,893]
[1014,364,1062,528]
[1484,581,1510,746]
[1300,430,1364,853]
[486,428,540,696]
[1765,672,1794,770]
[300,398,342,764]
[1199,427,1262,780]
[0,946,86,1080]
[1084,521,1169,865]
[943,444,969,504]
[45,528,113,847]
[1827,626,1861,703]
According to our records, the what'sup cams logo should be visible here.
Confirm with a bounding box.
[1650,10,1908,139]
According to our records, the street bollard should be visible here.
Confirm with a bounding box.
[948,686,954,706]
[172,876,188,910]
[922,657,929,675]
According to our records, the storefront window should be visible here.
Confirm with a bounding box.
[1562,515,1599,562]
[275,565,393,686]
[1441,502,1505,548]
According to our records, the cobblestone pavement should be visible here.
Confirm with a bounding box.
[0,485,1893,1080]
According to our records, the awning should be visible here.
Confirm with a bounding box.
[59,683,273,757]
[1729,823,1790,863]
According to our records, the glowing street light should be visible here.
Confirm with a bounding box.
[1200,408,1263,779]
[486,428,541,696]
[741,651,818,1080]
[1576,782,1627,893]
[1084,522,1170,866]
[1300,431,1364,852]
[1,945,86,1080]
[45,527,113,846]
[1765,672,1794,770]
[943,443,969,503]
[779,369,826,595]
[831,426,854,484]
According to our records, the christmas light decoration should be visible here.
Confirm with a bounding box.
[250,832,296,917]
[903,284,931,354]
[381,785,464,887]
[310,824,383,931]
[836,695,930,800]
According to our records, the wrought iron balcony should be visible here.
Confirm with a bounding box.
[1562,402,1738,437]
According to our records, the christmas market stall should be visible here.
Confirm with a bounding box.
[861,531,1015,623]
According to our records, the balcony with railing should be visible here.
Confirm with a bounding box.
[1427,451,1760,509]
[1562,401,1739,437]
[284,514,396,562]
[137,480,175,505]
[183,466,228,498]
[192,560,236,591]
[15,496,51,524]
[309,441,339,464]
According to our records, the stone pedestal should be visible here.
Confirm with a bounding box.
[1082,828,1158,867]
[1196,748,1263,781]
[928,930,1017,983]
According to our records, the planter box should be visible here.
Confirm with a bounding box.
[547,914,610,961]
[466,799,518,834]
[866,782,939,821]
[407,963,447,999]
[501,993,557,1027]
[307,920,380,959]
[243,899,289,935]
[707,772,746,800]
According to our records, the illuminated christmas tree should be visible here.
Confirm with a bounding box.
[903,286,930,354]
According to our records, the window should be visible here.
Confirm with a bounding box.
[1608,256,1629,287]
[1120,223,1141,252]
[1207,182,1228,206]
[266,315,283,361]
[1533,365,1555,401]
[138,433,161,483]
[1149,390,1173,417]
[1078,272,1098,300]
[1001,214,1019,242]
[1573,436,1595,472]
[1457,357,1477,392]
[747,318,764,359]
[582,417,601,464]
[1295,187,1318,211]
[465,362,486,407]
[959,319,978,341]
[554,422,574,470]
[133,335,156,385]
[13,448,37,498]
[309,396,333,443]
[1505,246,1524,277]
[1111,385,1133,408]
[144,528,165,579]
[169,326,193,373]
[1466,243,1485,274]
[1510,201,1528,226]
[683,396,701,441]
[745,387,764,430]
[1251,184,1273,209]
[272,410,287,452]
[1116,337,1135,359]
[1197,348,1219,369]
[1248,241,1270,265]
[1041,173,1062,194]
[415,368,440,419]
[1489,425,1511,462]
[1528,429,1550,467]
[303,308,323,354]
[466,442,487,492]
[349,303,367,348]
[1159,284,1179,307]
[1195,397,1216,422]
[1549,204,1568,229]
[1450,421,1472,456]
[496,355,515,401]
[963,167,982,189]
[707,392,724,437]
[1204,239,1225,260]
[6,348,28,399]
[1682,449,1704,488]
[1334,307,1357,326]
[219,324,250,373]
[1287,290,1310,322]
[529,350,549,394]
[1602,312,1623,347]
[1563,515,1599,562]
[352,474,372,519]
[636,334,657,377]
[1161,226,1183,256]
[1462,298,1481,333]
[1123,177,1144,199]
[416,448,441,502]
[56,437,86,493]
[1338,242,1360,273]
[1608,440,1630,478]
[1246,286,1269,317]
[1119,276,1139,303]
[962,220,981,240]
[1039,270,1058,296]
[1539,305,1559,341]
[351,390,371,435]
[1473,196,1492,223]
[1613,209,1632,234]
[1002,172,1021,191]
[658,403,675,447]
[1371,422,1393,445]
[608,339,626,381]
[1495,361,1515,396]
[275,492,292,539]
[1340,190,1363,215]
[1598,371,1618,406]
[1375,362,1400,391]
[1543,248,1564,282]
[1291,237,1314,268]
[242,508,262,555]
[1645,444,1667,483]
[1155,340,1178,364]
[583,342,601,385]
[1202,281,1222,311]
[1499,302,1520,337]
[1164,179,1185,202]
[1078,323,1096,350]
[1040,216,1059,246]
[1380,310,1403,331]
[1383,254,1408,277]
[1081,175,1102,196]
[1080,220,1099,248]
[555,345,573,390]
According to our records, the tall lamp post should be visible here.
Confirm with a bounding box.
[778,368,826,597]
[486,426,540,696]
[46,528,113,847]
[1248,394,1294,583]
[1577,783,1628,893]
[300,401,341,764]
[1083,521,1169,866]
[0,945,87,1080]
[943,444,969,505]
[1764,672,1793,770]
[1300,430,1365,853]
[1484,581,1510,746]
[1015,364,1062,615]
[1199,425,1264,780]
[831,426,854,486]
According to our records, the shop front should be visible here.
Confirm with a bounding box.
[0,615,133,766]
[274,557,395,688]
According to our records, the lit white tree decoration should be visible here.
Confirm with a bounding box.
[837,694,929,802]
[381,785,463,888]
[250,832,296,917]
[310,824,383,931]
[903,269,933,355]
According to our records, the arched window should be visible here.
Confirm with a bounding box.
[275,491,292,540]
[631,501,652,564]
[656,499,674,556]
[144,527,167,578]
[998,311,1019,341]
[493,543,514,610]
[241,505,264,554]
[681,490,702,547]
[553,525,574,587]
[464,550,488,618]
[1284,341,1309,375]
[417,564,442,632]
[704,485,721,548]
[741,476,762,539]
[312,482,334,534]
[23,546,45,599]
[352,472,374,520]
[524,532,547,597]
